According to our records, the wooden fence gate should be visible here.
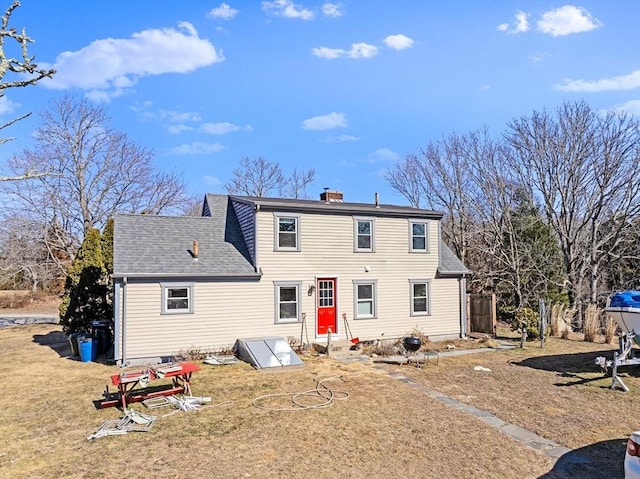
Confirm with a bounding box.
[467,293,497,336]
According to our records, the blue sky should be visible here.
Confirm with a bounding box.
[2,0,639,205]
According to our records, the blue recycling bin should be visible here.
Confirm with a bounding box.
[79,336,97,362]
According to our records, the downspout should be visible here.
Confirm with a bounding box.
[459,277,468,338]
[254,203,260,273]
[113,279,120,363]
[121,276,127,366]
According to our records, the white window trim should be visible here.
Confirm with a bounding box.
[409,220,429,253]
[409,279,431,316]
[274,281,303,324]
[353,216,375,253]
[353,279,377,319]
[274,213,301,252]
[160,282,194,315]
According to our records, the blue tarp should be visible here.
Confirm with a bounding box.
[610,291,640,308]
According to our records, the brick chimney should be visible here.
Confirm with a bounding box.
[320,189,344,203]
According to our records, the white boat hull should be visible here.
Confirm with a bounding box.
[604,306,640,335]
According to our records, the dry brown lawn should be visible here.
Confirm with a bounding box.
[0,291,60,314]
[0,323,636,479]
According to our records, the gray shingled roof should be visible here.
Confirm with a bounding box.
[113,196,257,278]
[438,242,471,277]
[114,193,467,278]
[228,195,444,220]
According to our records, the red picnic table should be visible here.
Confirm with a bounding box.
[99,362,200,409]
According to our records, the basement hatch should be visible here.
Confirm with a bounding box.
[233,337,304,369]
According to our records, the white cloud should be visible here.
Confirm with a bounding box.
[166,124,193,134]
[497,10,529,35]
[158,110,202,123]
[311,46,343,59]
[302,112,347,130]
[201,122,241,135]
[85,89,126,103]
[613,100,640,116]
[384,34,414,51]
[537,5,601,37]
[529,52,550,63]
[134,104,202,123]
[130,100,153,112]
[513,11,530,33]
[130,103,201,133]
[262,0,314,20]
[207,3,238,20]
[322,2,343,18]
[39,22,224,100]
[322,134,360,143]
[555,70,640,92]
[312,42,378,59]
[367,148,399,163]
[202,175,222,186]
[199,122,251,134]
[349,43,378,58]
[168,142,226,155]
[0,96,20,115]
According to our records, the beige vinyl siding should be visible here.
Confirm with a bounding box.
[429,278,464,336]
[121,279,308,360]
[256,211,461,342]
[118,209,463,362]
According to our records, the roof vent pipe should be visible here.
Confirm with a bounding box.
[193,240,199,259]
[375,192,380,208]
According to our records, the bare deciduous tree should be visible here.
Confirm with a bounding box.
[2,94,191,269]
[385,130,491,264]
[384,155,424,209]
[388,102,640,309]
[0,214,59,292]
[279,167,315,199]
[225,156,315,198]
[386,128,565,308]
[505,100,640,306]
[225,156,285,197]
[0,0,55,147]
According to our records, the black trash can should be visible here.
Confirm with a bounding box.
[91,321,112,356]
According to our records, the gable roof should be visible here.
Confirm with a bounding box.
[438,242,471,277]
[114,194,468,279]
[222,194,444,220]
[113,196,257,278]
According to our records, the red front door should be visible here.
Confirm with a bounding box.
[317,278,337,335]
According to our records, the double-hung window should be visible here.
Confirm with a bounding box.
[353,280,377,319]
[274,281,302,323]
[410,221,428,252]
[161,283,194,314]
[275,214,300,251]
[410,280,430,316]
[354,217,375,252]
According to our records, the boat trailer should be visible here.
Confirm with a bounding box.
[595,331,640,392]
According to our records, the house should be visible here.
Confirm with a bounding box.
[112,191,470,365]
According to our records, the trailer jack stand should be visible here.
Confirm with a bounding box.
[595,332,640,392]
